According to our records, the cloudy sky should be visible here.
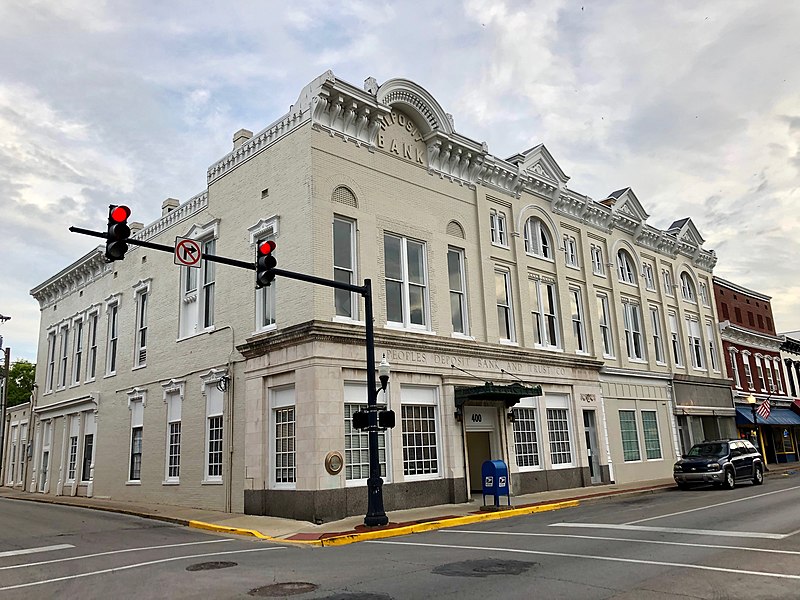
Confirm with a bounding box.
[1,0,798,362]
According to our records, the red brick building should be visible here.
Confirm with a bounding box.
[714,277,800,463]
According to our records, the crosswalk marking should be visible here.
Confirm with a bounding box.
[0,544,74,558]
[550,522,786,539]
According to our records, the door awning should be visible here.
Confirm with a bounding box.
[454,382,542,409]
[735,407,800,426]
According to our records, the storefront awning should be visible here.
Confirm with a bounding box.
[735,407,800,426]
[454,382,542,409]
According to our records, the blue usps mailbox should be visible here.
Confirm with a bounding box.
[481,459,510,508]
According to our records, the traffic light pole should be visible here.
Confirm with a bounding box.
[70,225,390,526]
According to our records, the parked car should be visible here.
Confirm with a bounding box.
[673,439,763,490]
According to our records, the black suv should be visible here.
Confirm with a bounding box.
[673,439,764,490]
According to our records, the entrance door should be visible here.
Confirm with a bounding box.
[466,432,492,493]
[583,410,601,484]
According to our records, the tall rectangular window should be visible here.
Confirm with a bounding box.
[448,248,468,335]
[662,268,674,296]
[774,359,784,393]
[755,355,767,391]
[106,303,119,375]
[58,325,69,388]
[489,209,508,246]
[134,290,148,367]
[257,235,277,329]
[597,294,614,357]
[7,426,16,485]
[202,239,215,328]
[401,386,440,478]
[344,384,387,481]
[129,399,143,482]
[165,390,182,482]
[699,281,710,306]
[205,385,224,481]
[81,412,95,483]
[590,244,605,275]
[570,288,586,353]
[512,407,540,468]
[45,331,56,392]
[86,312,98,381]
[706,322,720,371]
[495,270,515,342]
[274,407,295,484]
[563,235,578,267]
[547,407,573,465]
[623,302,644,360]
[67,436,78,480]
[384,233,429,329]
[643,264,655,290]
[765,359,775,392]
[619,410,641,461]
[650,306,665,364]
[72,319,83,385]
[530,279,560,349]
[333,217,357,319]
[742,353,754,389]
[686,317,705,369]
[641,411,662,460]
[669,312,684,367]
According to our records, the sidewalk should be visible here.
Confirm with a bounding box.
[3,463,797,547]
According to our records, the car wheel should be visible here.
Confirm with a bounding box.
[722,468,736,490]
[753,464,764,485]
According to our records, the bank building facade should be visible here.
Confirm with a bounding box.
[9,72,732,522]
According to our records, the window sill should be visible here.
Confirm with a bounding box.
[132,364,147,371]
[592,271,606,278]
[548,463,576,470]
[622,459,643,464]
[491,242,510,250]
[68,383,80,389]
[499,339,519,347]
[270,484,296,490]
[176,327,215,343]
[402,473,443,483]
[628,358,647,364]
[162,480,180,486]
[618,280,639,288]
[534,345,563,353]
[332,316,364,326]
[103,372,117,379]
[451,333,475,341]
[125,481,141,486]
[515,465,543,473]
[644,457,664,463]
[527,253,555,263]
[565,264,580,271]
[385,323,435,335]
[83,378,96,385]
[603,353,616,360]
[202,479,223,486]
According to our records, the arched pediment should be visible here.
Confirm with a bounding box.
[376,78,454,137]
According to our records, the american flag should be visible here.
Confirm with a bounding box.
[756,398,772,420]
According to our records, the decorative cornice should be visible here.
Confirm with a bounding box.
[30,249,111,309]
[720,320,783,352]
[135,191,208,242]
[713,276,772,302]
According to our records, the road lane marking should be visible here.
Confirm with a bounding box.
[0,539,233,570]
[0,544,74,558]
[627,485,800,524]
[550,522,786,539]
[444,529,800,555]
[370,540,800,580]
[0,546,285,591]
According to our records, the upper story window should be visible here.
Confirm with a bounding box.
[530,278,560,350]
[569,287,587,353]
[706,322,720,372]
[686,316,705,370]
[742,351,755,390]
[680,272,697,303]
[72,318,83,385]
[448,247,469,336]
[590,244,605,276]
[489,209,508,247]
[106,300,119,376]
[58,324,70,389]
[563,235,579,268]
[85,311,99,382]
[45,330,56,392]
[617,250,637,285]
[669,311,684,367]
[333,216,358,320]
[495,270,515,343]
[622,301,645,361]
[699,281,710,306]
[384,233,429,330]
[596,294,614,358]
[662,268,674,297]
[643,264,655,291]
[729,348,741,388]
[133,281,151,368]
[178,222,218,339]
[650,306,665,365]
[524,217,552,259]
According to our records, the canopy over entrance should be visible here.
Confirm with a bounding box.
[454,382,542,409]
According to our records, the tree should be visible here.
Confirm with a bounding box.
[5,360,36,407]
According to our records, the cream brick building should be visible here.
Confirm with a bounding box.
[6,71,734,522]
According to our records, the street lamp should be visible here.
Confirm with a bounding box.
[364,354,390,527]
[746,393,759,447]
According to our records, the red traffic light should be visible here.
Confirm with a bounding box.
[258,240,276,255]
[110,205,131,223]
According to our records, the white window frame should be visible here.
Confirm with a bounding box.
[617,250,637,285]
[7,425,16,485]
[742,351,755,390]
[590,244,605,275]
[545,394,574,468]
[774,358,784,393]
[641,410,663,460]
[686,316,705,370]
[58,324,69,389]
[81,412,96,483]
[447,247,469,337]
[400,385,442,481]
[530,277,561,350]
[563,235,578,267]
[706,322,720,372]
[45,329,56,392]
[597,294,614,358]
[333,215,359,321]
[255,234,277,331]
[127,390,146,483]
[623,301,645,361]
[512,397,542,471]
[105,296,120,376]
[643,263,655,291]
[201,370,226,483]
[133,280,151,368]
[662,268,674,297]
[39,420,52,492]
[730,348,742,389]
[179,220,219,339]
[490,209,508,247]
[680,272,697,303]
[71,318,83,386]
[344,383,390,485]
[270,385,296,489]
[619,409,641,462]
[67,415,79,482]
[162,379,184,484]
[569,287,587,354]
[669,311,684,367]
[524,217,553,259]
[650,306,666,365]
[699,281,710,306]
[765,357,776,392]
[496,270,516,343]
[384,233,430,331]
[754,354,767,392]
[85,310,99,383]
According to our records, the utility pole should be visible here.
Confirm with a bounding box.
[0,346,10,478]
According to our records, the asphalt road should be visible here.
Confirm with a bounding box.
[2,475,800,599]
